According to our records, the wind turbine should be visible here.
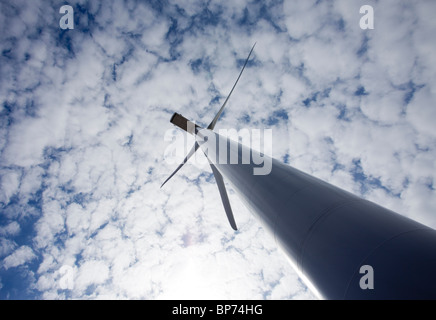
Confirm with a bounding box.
[161,44,436,299]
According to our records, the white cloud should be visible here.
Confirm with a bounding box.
[283,0,323,39]
[407,86,436,138]
[0,238,17,258]
[34,200,65,249]
[0,170,21,204]
[0,222,20,237]
[3,246,36,270]
[74,260,110,293]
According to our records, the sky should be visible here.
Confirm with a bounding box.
[0,0,436,300]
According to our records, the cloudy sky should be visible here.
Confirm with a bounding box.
[1,0,436,299]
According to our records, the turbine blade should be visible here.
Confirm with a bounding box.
[209,162,238,231]
[207,43,256,130]
[160,142,200,188]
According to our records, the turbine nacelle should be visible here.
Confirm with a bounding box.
[170,113,200,135]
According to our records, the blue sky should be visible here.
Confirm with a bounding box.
[1,0,436,299]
